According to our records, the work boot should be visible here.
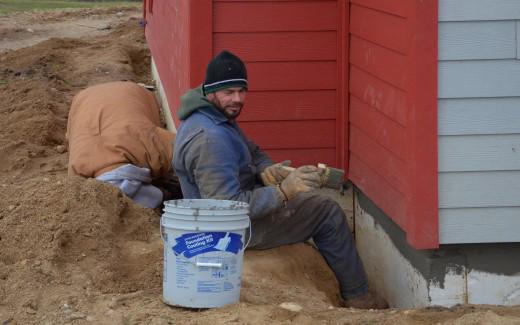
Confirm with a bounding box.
[339,291,389,309]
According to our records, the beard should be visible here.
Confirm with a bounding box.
[212,98,243,120]
[221,104,242,119]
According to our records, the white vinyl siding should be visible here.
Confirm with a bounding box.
[438,21,516,60]
[438,0,520,244]
[439,0,520,21]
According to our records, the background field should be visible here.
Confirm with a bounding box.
[0,0,139,15]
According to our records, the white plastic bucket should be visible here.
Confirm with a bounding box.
[161,199,250,308]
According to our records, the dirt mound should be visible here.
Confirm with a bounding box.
[0,18,150,182]
[0,174,161,296]
[0,15,164,323]
[20,7,139,24]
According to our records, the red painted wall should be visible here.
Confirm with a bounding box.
[347,0,438,248]
[144,0,212,126]
[144,0,348,169]
[144,0,439,249]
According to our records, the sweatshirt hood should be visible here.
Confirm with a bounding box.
[177,86,213,120]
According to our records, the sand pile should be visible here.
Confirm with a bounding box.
[0,16,166,323]
[0,175,162,302]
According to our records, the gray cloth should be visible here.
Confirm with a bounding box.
[97,164,163,208]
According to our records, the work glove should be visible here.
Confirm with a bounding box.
[260,160,292,186]
[279,165,321,201]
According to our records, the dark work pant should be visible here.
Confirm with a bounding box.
[248,192,368,299]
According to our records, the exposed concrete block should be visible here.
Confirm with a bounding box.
[468,270,520,305]
[354,188,466,308]
[354,187,520,308]
[356,202,433,307]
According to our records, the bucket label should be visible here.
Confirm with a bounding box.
[172,232,243,258]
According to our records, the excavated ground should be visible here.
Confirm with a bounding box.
[1,7,520,325]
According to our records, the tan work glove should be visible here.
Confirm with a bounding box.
[260,160,292,186]
[278,165,321,201]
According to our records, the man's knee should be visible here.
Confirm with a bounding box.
[294,193,347,224]
[321,198,349,230]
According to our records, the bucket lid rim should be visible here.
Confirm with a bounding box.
[163,199,250,210]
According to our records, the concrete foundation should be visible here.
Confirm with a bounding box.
[354,188,520,308]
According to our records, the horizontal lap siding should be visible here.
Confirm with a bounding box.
[350,126,408,194]
[517,22,520,60]
[350,154,408,229]
[349,0,438,248]
[438,134,520,172]
[267,148,336,167]
[213,32,337,61]
[214,1,337,32]
[350,36,408,90]
[214,0,340,167]
[440,207,520,244]
[350,0,408,17]
[439,60,520,98]
[439,171,520,208]
[439,98,520,135]
[239,90,336,122]
[349,66,407,126]
[439,21,516,60]
[349,96,407,160]
[349,5,408,54]
[247,62,337,90]
[241,120,336,150]
[439,0,520,21]
[438,1,520,243]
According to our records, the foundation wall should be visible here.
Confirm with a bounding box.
[354,188,520,308]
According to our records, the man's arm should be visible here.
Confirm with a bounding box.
[234,123,273,173]
[246,139,273,173]
[187,134,285,220]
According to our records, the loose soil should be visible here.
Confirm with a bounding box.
[1,7,520,325]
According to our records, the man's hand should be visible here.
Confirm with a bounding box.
[261,160,292,186]
[279,165,321,200]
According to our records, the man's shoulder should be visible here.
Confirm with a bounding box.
[182,111,225,131]
[177,112,230,144]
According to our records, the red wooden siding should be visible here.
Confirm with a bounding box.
[144,0,213,125]
[405,0,439,248]
[145,0,348,169]
[348,0,438,248]
[144,0,439,249]
[212,0,347,169]
[214,1,337,32]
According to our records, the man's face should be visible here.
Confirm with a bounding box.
[207,87,247,120]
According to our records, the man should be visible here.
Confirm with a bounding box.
[67,81,178,208]
[173,51,387,309]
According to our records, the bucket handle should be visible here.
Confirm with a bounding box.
[160,218,166,243]
[244,217,252,250]
[160,217,252,251]
[196,261,223,268]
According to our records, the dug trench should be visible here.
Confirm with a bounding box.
[1,7,520,325]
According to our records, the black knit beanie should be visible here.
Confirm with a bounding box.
[203,50,248,94]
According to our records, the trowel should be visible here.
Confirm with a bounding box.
[214,232,231,251]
